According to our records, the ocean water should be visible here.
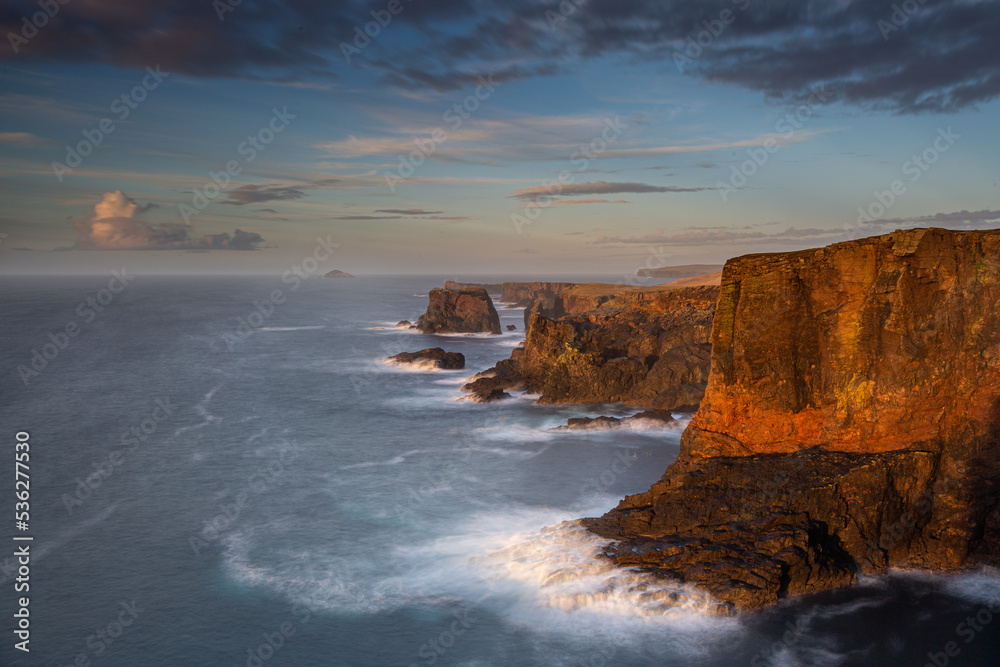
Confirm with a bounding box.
[1,274,998,667]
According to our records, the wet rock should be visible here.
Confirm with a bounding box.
[386,347,465,370]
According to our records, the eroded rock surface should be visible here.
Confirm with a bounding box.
[465,285,718,410]
[583,228,1000,611]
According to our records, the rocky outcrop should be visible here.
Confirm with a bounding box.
[324,270,354,278]
[386,348,465,370]
[464,285,718,409]
[463,388,512,403]
[555,410,677,431]
[396,320,413,328]
[444,281,502,295]
[583,228,1000,611]
[416,288,502,335]
[500,282,577,307]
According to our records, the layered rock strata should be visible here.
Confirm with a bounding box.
[583,228,1000,611]
[464,285,718,409]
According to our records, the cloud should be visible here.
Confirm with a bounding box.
[594,226,834,246]
[375,209,444,215]
[550,198,630,205]
[73,191,266,251]
[861,209,1000,227]
[2,1,996,113]
[221,185,307,206]
[509,181,708,201]
[332,215,402,220]
[0,131,46,146]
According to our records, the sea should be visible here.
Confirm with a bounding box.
[1,274,998,666]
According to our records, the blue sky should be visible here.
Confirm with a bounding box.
[0,0,998,275]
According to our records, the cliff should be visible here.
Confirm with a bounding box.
[464,284,718,410]
[444,280,502,295]
[500,282,577,307]
[583,228,1000,611]
[416,288,502,335]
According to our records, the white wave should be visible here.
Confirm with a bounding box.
[257,325,326,332]
[339,449,432,470]
[937,569,1000,607]
[464,444,550,459]
[174,382,224,436]
[35,502,120,562]
[553,415,688,436]
[222,505,742,656]
[425,331,503,339]
[473,423,560,443]
[492,337,525,348]
[432,375,477,386]
[382,358,466,374]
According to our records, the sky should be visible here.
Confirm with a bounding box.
[0,0,998,276]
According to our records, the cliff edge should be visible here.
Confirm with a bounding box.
[583,228,1000,611]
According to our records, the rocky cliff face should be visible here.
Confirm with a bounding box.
[464,285,718,410]
[583,228,1000,611]
[500,282,577,307]
[416,288,502,335]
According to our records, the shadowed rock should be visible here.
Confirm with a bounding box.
[464,285,718,409]
[387,348,465,370]
[416,288,501,335]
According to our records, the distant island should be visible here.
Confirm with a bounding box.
[324,270,354,278]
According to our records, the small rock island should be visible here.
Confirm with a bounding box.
[416,287,502,335]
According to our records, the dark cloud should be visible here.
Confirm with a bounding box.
[509,180,708,201]
[862,209,1000,227]
[222,185,307,206]
[2,1,996,113]
[333,215,402,220]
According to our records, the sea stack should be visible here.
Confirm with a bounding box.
[416,287,502,335]
[583,228,1000,611]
